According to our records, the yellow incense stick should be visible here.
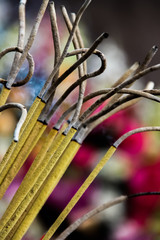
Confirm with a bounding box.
[42,146,116,240]
[0,98,42,180]
[0,141,17,178]
[0,128,58,232]
[0,128,65,239]
[9,139,79,240]
[28,128,59,172]
[0,127,71,234]
[0,120,44,189]
[0,120,46,199]
[5,197,36,239]
[0,86,10,107]
[20,97,42,134]
[39,126,160,240]
[0,99,45,185]
[2,129,77,240]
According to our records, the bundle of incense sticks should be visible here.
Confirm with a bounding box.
[0,1,160,239]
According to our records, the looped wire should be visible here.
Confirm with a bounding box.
[0,47,34,87]
[0,103,27,141]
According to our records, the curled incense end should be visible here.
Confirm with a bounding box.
[113,126,160,148]
[0,103,27,142]
[0,47,35,88]
[152,45,158,52]
[103,32,109,39]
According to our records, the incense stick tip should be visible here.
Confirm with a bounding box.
[103,32,109,38]
[152,45,158,51]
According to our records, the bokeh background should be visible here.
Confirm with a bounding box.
[1,1,160,240]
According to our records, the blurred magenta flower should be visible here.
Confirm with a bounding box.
[128,159,160,225]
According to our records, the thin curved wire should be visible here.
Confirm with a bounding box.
[55,195,127,240]
[62,7,86,129]
[111,62,139,89]
[38,0,92,99]
[71,13,87,73]
[55,188,160,240]
[79,65,160,128]
[108,46,158,110]
[6,0,49,89]
[38,1,62,121]
[0,47,34,87]
[45,48,107,124]
[9,0,27,83]
[84,81,154,134]
[82,92,160,127]
[113,126,160,148]
[54,87,160,129]
[49,1,61,67]
[135,45,158,73]
[42,32,108,102]
[0,103,27,142]
[77,46,159,128]
[74,88,160,144]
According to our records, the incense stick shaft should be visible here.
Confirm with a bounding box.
[0,128,58,234]
[11,131,78,240]
[43,146,116,239]
[0,98,44,187]
[0,121,46,199]
[0,87,10,107]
